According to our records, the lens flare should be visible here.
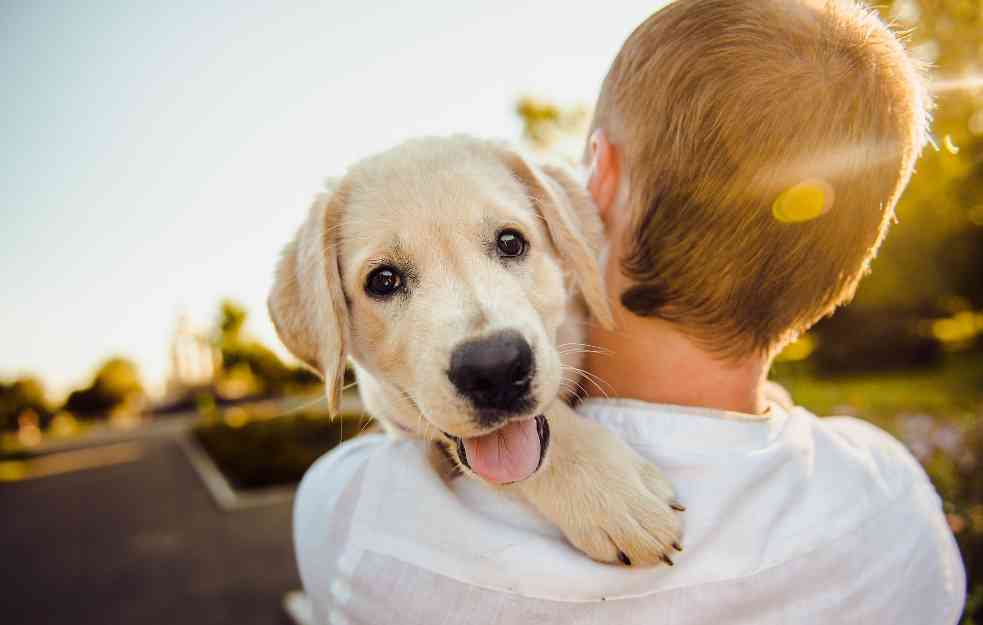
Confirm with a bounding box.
[943,134,960,155]
[772,179,834,223]
[931,75,983,94]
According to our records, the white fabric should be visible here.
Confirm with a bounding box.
[294,399,966,624]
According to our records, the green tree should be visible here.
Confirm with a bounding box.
[219,299,248,342]
[212,299,320,398]
[853,0,983,313]
[515,96,590,161]
[63,357,144,419]
[806,0,983,371]
[0,376,50,432]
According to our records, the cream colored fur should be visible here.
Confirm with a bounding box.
[269,135,682,566]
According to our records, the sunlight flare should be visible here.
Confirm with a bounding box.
[931,75,983,94]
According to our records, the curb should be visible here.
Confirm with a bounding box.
[177,433,296,511]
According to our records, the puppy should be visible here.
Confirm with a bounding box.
[269,135,683,566]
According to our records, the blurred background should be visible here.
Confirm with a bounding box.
[1,1,980,624]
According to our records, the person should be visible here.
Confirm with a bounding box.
[291,1,966,623]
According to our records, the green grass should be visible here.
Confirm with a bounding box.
[771,351,983,432]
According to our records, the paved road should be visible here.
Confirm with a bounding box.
[1,437,300,625]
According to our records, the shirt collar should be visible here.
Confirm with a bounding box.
[577,397,791,452]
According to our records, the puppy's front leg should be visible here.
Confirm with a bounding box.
[510,401,684,566]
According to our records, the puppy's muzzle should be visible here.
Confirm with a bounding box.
[447,330,534,423]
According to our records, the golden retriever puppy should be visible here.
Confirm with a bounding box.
[269,135,683,566]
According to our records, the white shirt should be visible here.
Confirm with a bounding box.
[293,399,966,624]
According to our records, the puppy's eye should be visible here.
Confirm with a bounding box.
[496,229,527,258]
[365,266,403,298]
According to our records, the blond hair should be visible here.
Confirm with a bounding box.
[592,0,930,357]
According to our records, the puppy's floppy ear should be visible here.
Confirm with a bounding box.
[496,146,614,330]
[268,182,351,416]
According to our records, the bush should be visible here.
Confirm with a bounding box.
[810,309,943,375]
[0,377,50,432]
[63,357,144,419]
[213,299,324,399]
[193,411,373,490]
[900,416,983,625]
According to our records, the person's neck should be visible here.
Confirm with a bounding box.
[583,312,771,415]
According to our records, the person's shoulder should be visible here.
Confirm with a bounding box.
[770,409,945,556]
[294,433,430,531]
[798,410,948,534]
[296,433,385,505]
[780,411,966,622]
[293,434,442,607]
[803,412,933,497]
[294,434,382,545]
[816,413,912,457]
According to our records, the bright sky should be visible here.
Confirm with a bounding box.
[1,1,665,399]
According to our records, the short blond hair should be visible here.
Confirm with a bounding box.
[592,0,930,357]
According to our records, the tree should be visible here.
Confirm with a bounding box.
[804,0,983,370]
[62,357,144,419]
[0,376,51,432]
[212,299,320,398]
[219,299,247,343]
[850,0,983,314]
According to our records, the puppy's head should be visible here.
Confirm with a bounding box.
[269,136,612,483]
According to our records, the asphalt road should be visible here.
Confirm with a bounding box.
[1,437,300,625]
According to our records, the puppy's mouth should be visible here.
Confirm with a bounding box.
[447,414,550,485]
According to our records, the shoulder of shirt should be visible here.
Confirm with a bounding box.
[806,412,936,499]
[295,433,408,512]
[806,413,965,621]
[298,433,387,489]
[294,434,394,545]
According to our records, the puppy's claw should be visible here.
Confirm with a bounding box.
[661,554,674,566]
[515,406,683,568]
[673,542,683,552]
[670,502,686,512]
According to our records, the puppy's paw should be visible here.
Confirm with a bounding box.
[513,405,684,567]
[557,456,684,567]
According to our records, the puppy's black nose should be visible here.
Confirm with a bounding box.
[448,330,533,412]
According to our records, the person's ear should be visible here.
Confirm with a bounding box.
[586,129,621,227]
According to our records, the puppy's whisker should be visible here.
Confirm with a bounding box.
[357,415,376,436]
[558,380,580,397]
[557,347,614,356]
[559,373,591,399]
[562,365,615,399]
[557,345,610,353]
[577,369,616,397]
[558,348,611,357]
[276,394,327,418]
[557,342,614,354]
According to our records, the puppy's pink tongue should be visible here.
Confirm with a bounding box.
[461,419,541,484]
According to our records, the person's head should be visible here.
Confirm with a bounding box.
[586,0,930,361]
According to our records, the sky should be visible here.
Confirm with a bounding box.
[1,0,666,399]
